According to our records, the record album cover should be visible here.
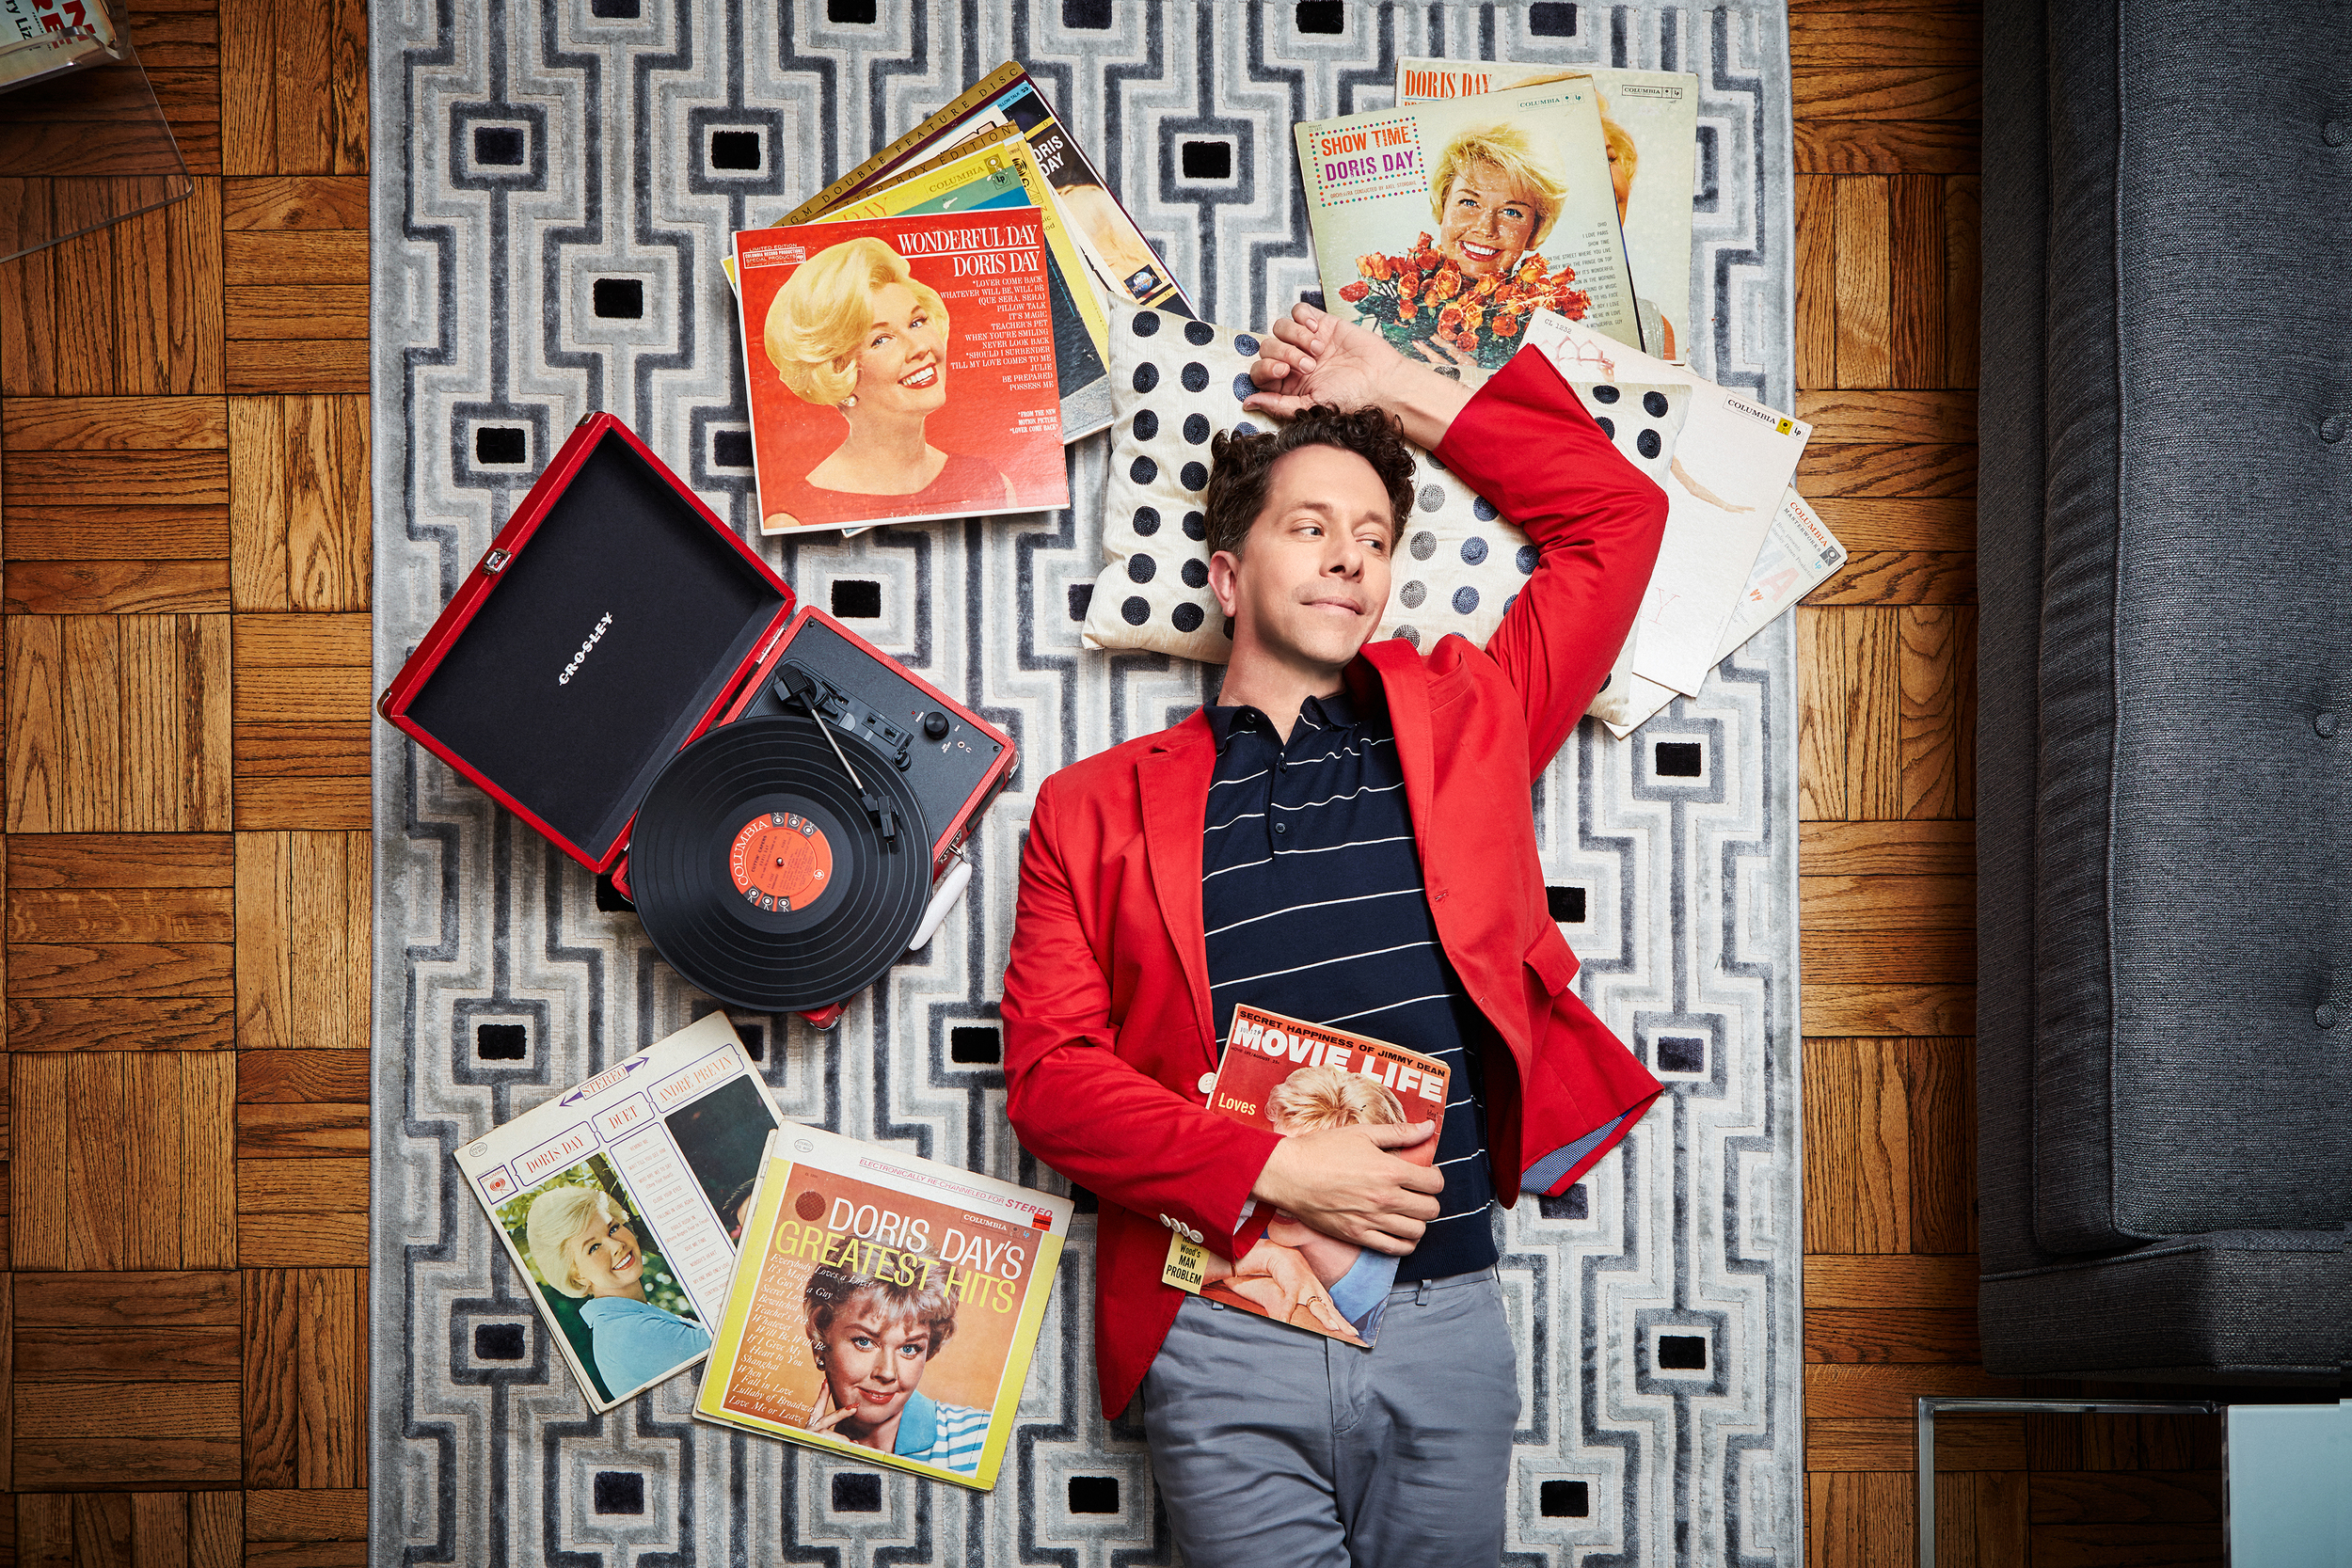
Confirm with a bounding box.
[734,211,1071,534]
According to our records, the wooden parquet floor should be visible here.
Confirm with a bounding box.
[0,1,2225,1564]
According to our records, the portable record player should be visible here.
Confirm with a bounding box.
[376,412,1016,1022]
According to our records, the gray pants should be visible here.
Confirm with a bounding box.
[1138,1269,1518,1568]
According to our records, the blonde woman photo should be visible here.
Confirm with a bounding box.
[524,1181,711,1397]
[758,234,1015,530]
[1424,122,1566,283]
[800,1252,990,1475]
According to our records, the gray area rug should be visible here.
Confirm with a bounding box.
[368,3,1799,1563]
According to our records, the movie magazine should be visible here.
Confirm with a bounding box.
[778,59,1193,317]
[695,1124,1073,1490]
[1396,59,1699,362]
[1593,485,1848,736]
[1160,1005,1449,1348]
[453,1013,785,1411]
[1523,307,1813,698]
[1295,82,1643,368]
[733,210,1070,534]
[818,133,1112,441]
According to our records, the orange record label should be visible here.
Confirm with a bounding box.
[729,812,834,911]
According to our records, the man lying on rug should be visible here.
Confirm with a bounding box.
[1002,300,1667,1568]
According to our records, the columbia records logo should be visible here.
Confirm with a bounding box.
[728,811,833,911]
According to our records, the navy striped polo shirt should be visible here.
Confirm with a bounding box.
[1200,688,1497,1282]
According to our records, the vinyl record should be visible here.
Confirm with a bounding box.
[628,713,930,1012]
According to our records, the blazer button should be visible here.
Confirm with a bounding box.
[1196,1071,1216,1095]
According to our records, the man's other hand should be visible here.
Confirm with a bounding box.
[1250,1119,1445,1256]
[1243,303,1474,451]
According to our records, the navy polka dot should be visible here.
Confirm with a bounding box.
[1423,451,1447,471]
[1399,580,1426,609]
[1590,383,1620,404]
[1184,320,1216,346]
[1181,558,1208,588]
[1471,496,1498,521]
[1132,311,1161,337]
[1595,416,1614,440]
[1121,596,1150,625]
[1452,585,1480,614]
[1232,420,1260,436]
[1643,390,1669,418]
[1461,537,1487,565]
[1182,362,1210,392]
[1596,671,1611,691]
[1234,333,1260,356]
[1134,409,1158,440]
[1391,626,1421,648]
[1516,544,1538,574]
[1172,602,1205,632]
[1418,483,1444,513]
[1133,506,1160,536]
[1637,429,1661,459]
[1133,363,1159,392]
[1183,413,1211,444]
[1128,553,1157,583]
[1504,593,1518,614]
[1130,455,1157,484]
[1408,531,1437,561]
[1184,512,1206,540]
[1179,460,1208,491]
[1232,372,1257,401]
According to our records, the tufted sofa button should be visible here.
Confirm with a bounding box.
[2317,711,2340,737]
[2317,1002,2341,1029]
[2328,119,2349,146]
[2325,415,2347,443]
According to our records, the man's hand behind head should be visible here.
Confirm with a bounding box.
[1252,1118,1445,1257]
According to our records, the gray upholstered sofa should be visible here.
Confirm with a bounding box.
[1976,0,2349,1382]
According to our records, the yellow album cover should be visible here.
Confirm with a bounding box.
[695,1124,1072,1490]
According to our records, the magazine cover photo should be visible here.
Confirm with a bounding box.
[734,210,1071,534]
[696,1126,1072,1489]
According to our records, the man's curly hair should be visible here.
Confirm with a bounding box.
[1202,404,1418,560]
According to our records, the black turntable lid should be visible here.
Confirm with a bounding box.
[399,423,788,864]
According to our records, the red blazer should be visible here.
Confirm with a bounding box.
[1001,351,1670,1417]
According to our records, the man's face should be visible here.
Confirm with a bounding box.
[1209,445,1395,677]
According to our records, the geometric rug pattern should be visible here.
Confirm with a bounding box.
[366,3,1798,1561]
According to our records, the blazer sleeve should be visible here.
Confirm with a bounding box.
[1435,348,1670,776]
[999,778,1280,1259]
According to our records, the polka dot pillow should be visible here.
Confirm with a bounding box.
[1081,305,1688,666]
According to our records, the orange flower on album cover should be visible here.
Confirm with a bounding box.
[733,212,1072,534]
[1162,1006,1449,1347]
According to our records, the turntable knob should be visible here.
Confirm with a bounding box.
[921,711,951,740]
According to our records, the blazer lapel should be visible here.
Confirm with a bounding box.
[1136,712,1218,1065]
[1358,641,1437,868]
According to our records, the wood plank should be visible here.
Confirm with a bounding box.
[224,340,368,395]
[0,507,232,561]
[229,663,371,724]
[1951,603,1979,818]
[1807,1307,1979,1364]
[237,1051,369,1103]
[232,723,369,778]
[1806,1255,1978,1314]
[237,1156,367,1211]
[1888,173,1947,390]
[242,1267,296,1486]
[1939,1470,2029,1568]
[1,396,229,450]
[6,614,67,832]
[1795,119,1979,176]
[1898,604,1963,818]
[1808,1415,2026,1472]
[1797,443,1975,498]
[72,1495,135,1567]
[1806,1469,1914,1568]
[117,174,224,396]
[219,231,367,288]
[6,833,234,889]
[244,1544,369,1567]
[191,1493,240,1568]
[66,1053,132,1269]
[1803,983,1976,1037]
[50,182,121,395]
[1795,388,1978,444]
[9,1435,242,1490]
[0,449,228,512]
[10,1055,69,1269]
[5,562,234,615]
[219,176,369,230]
[241,1491,367,1541]
[182,1050,237,1269]
[11,1272,240,1326]
[126,1053,185,1269]
[8,887,236,943]
[5,943,234,998]
[2026,1523,2222,1567]
[235,831,292,1049]
[1806,822,1976,883]
[225,286,370,340]
[231,776,370,831]
[232,612,368,666]
[1808,497,1975,552]
[1804,1038,1911,1253]
[228,397,290,610]
[286,399,368,608]
[15,1493,71,1564]
[0,991,229,1051]
[1795,173,1836,392]
[60,613,123,831]
[1800,927,1972,986]
[1946,175,1981,390]
[1804,551,1976,607]
[1806,1362,2024,1418]
[237,1212,368,1268]
[132,1493,190,1568]
[289,831,363,1052]
[1796,608,1849,818]
[1904,1036,1977,1255]
[0,1275,10,1492]
[2030,1471,2222,1525]
[1795,607,1903,819]
[12,1326,242,1381]
[1797,69,1981,122]
[13,1381,239,1435]
[0,198,62,394]
[1788,8,1982,66]
[1834,175,1892,389]
[119,612,231,832]
[235,1102,366,1156]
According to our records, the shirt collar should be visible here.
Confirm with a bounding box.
[1205,688,1362,753]
[891,1390,939,1456]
